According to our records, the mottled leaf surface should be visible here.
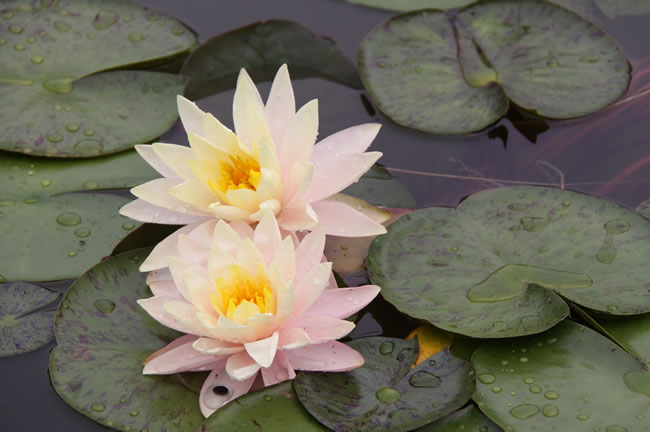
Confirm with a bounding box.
[181,20,361,99]
[294,338,475,431]
[50,249,205,432]
[473,321,650,432]
[358,0,629,134]
[0,281,59,356]
[202,381,328,432]
[0,150,157,281]
[419,405,502,431]
[0,0,195,156]
[368,186,650,338]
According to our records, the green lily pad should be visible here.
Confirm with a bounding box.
[294,338,476,431]
[111,223,181,256]
[0,0,196,156]
[358,0,630,134]
[600,314,650,368]
[345,0,476,12]
[472,320,650,432]
[0,150,157,281]
[50,248,206,432]
[343,165,416,209]
[181,20,361,100]
[0,281,59,356]
[419,405,502,431]
[202,381,328,431]
[368,186,650,338]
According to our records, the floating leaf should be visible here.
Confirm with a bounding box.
[111,223,181,256]
[343,165,416,209]
[50,249,205,432]
[294,338,475,431]
[0,0,195,156]
[407,325,454,366]
[600,314,650,368]
[345,0,476,12]
[202,381,328,431]
[181,20,361,99]
[358,0,630,134]
[368,186,650,338]
[0,150,157,281]
[473,320,650,432]
[419,405,502,431]
[0,282,59,356]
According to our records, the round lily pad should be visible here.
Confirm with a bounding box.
[472,320,650,432]
[0,0,196,156]
[0,150,157,281]
[600,314,650,368]
[0,281,59,356]
[50,248,206,432]
[345,0,476,12]
[202,381,328,432]
[358,0,630,134]
[368,186,650,338]
[419,405,502,432]
[294,338,476,431]
[181,20,361,99]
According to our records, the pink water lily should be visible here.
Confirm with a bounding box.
[120,64,386,238]
[138,212,380,417]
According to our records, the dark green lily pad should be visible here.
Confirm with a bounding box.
[0,281,59,356]
[343,165,416,208]
[0,150,157,281]
[345,0,475,11]
[358,0,629,134]
[368,186,650,338]
[111,223,181,256]
[472,320,650,432]
[419,405,502,431]
[202,381,328,431]
[294,338,475,431]
[181,20,361,100]
[0,0,195,156]
[600,314,650,368]
[50,248,206,432]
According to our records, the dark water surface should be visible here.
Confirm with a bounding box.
[2,0,649,429]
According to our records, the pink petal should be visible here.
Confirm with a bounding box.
[311,123,381,164]
[151,142,196,181]
[253,211,282,267]
[192,337,244,356]
[148,280,182,298]
[199,363,256,418]
[286,341,364,372]
[137,296,204,335]
[283,161,314,207]
[278,99,318,178]
[265,64,295,148]
[146,268,172,284]
[232,69,269,151]
[140,224,190,272]
[135,144,179,179]
[244,331,279,368]
[310,200,387,237]
[226,351,262,381]
[278,328,311,350]
[120,199,209,225]
[303,285,380,319]
[276,198,318,232]
[142,335,218,375]
[288,315,355,344]
[270,237,296,283]
[291,262,332,319]
[196,313,258,344]
[261,350,295,387]
[230,220,255,240]
[177,234,208,264]
[304,151,382,203]
[294,229,326,281]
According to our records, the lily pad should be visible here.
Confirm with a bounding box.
[345,0,476,12]
[358,0,630,134]
[181,20,361,100]
[419,405,502,431]
[0,150,157,281]
[343,165,416,209]
[636,199,650,219]
[202,381,328,431]
[367,186,650,338]
[600,314,650,368]
[0,281,59,356]
[50,248,206,432]
[472,320,650,432]
[111,223,181,256]
[294,338,476,431]
[0,0,195,156]
[552,0,650,19]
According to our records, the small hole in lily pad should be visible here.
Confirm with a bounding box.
[212,385,229,396]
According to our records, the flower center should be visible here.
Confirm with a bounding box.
[209,155,261,195]
[210,264,275,324]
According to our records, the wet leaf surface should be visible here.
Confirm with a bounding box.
[50,249,205,432]
[419,405,502,431]
[0,281,59,356]
[0,150,157,281]
[294,338,475,431]
[600,313,650,368]
[368,186,650,338]
[472,320,650,432]
[0,0,195,156]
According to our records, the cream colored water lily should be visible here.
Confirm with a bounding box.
[120,64,386,240]
[138,212,380,417]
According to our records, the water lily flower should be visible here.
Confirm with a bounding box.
[120,64,386,240]
[138,212,380,417]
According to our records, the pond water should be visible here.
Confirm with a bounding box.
[2,0,649,429]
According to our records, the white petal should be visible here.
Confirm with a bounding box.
[177,95,206,136]
[311,200,387,237]
[276,199,318,232]
[270,237,296,283]
[279,99,318,178]
[253,211,283,266]
[192,337,244,356]
[244,331,279,368]
[311,123,381,163]
[151,143,196,181]
[278,328,311,350]
[226,351,262,381]
[265,64,295,148]
[260,350,295,387]
[283,161,314,206]
[120,199,209,225]
[294,229,326,281]
[233,68,271,152]
[135,144,178,179]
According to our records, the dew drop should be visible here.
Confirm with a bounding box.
[30,55,44,64]
[520,216,549,232]
[379,341,395,355]
[523,377,534,384]
[67,251,77,257]
[47,133,63,143]
[74,139,103,155]
[542,404,559,417]
[65,123,80,133]
[53,20,71,32]
[580,53,600,63]
[9,25,23,34]
[43,77,74,94]
[93,299,115,313]
[577,414,589,421]
[83,128,96,136]
[544,391,559,400]
[92,10,119,29]
[122,222,135,230]
[23,196,38,204]
[0,200,16,207]
[478,373,496,384]
[507,203,526,211]
[623,369,650,397]
[509,404,540,419]
[128,31,143,42]
[40,179,51,187]
[74,227,91,238]
[83,181,98,189]
[529,385,541,393]
[607,304,618,312]
[0,39,6,45]
[562,201,571,207]
[408,371,442,388]
[56,212,81,226]
[479,427,488,432]
[375,387,401,403]
[128,409,139,417]
[492,385,502,393]
[520,356,528,363]
[604,219,630,235]
[171,26,185,36]
[605,426,627,432]
[14,43,25,51]
[90,403,105,412]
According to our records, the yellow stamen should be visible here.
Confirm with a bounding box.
[208,154,261,199]
[210,264,275,324]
